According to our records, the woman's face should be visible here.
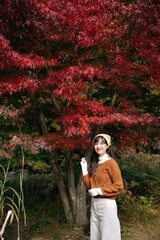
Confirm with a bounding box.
[94,137,108,157]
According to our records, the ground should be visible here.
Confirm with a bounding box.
[3,206,160,240]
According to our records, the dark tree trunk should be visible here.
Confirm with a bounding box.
[37,105,88,225]
[51,155,74,224]
[75,176,87,225]
[65,149,77,220]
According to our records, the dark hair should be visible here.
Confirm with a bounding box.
[88,136,115,176]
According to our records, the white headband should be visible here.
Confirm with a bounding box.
[93,134,111,147]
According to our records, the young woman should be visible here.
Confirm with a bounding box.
[80,133,124,240]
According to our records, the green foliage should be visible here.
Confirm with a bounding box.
[138,195,156,209]
[118,152,160,202]
[117,151,160,226]
[26,159,51,173]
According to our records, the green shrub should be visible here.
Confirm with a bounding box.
[118,152,160,204]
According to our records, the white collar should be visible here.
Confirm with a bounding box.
[98,154,111,164]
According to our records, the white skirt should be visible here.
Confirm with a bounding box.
[90,198,121,240]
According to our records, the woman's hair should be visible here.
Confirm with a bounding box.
[88,136,115,176]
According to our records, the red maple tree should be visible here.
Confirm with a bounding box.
[0,0,159,224]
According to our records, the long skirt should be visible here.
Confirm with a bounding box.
[90,198,121,240]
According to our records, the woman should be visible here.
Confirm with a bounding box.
[80,133,124,240]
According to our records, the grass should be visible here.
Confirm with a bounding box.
[3,202,160,240]
[120,206,160,240]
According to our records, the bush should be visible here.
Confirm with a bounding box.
[117,152,160,206]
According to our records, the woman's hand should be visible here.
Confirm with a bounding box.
[80,158,88,176]
[88,188,103,197]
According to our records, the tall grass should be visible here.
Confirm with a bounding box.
[0,145,26,240]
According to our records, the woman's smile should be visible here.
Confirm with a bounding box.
[94,139,108,156]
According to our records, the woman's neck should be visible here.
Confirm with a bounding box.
[98,154,110,163]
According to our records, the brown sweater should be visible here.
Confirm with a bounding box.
[82,158,124,199]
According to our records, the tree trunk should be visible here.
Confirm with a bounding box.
[37,105,88,225]
[37,108,73,223]
[65,149,88,224]
[51,154,74,224]
[65,149,77,221]
[74,149,92,225]
[76,175,88,225]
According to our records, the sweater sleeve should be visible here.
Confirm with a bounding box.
[101,160,124,197]
[82,174,91,190]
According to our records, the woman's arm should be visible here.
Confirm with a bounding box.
[101,160,124,197]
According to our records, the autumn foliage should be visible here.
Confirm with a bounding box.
[0,0,159,152]
[0,0,160,226]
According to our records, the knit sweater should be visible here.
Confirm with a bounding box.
[82,158,124,199]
